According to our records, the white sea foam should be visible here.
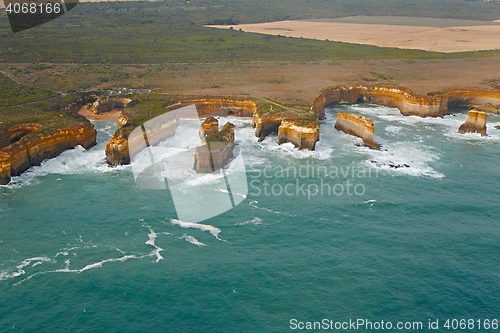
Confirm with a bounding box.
[180,234,206,246]
[362,199,377,208]
[13,254,143,286]
[237,217,263,225]
[171,218,222,240]
[236,192,247,199]
[385,125,403,134]
[249,200,295,216]
[181,172,225,187]
[6,124,129,187]
[257,139,333,161]
[4,225,165,285]
[143,225,165,262]
[79,255,139,272]
[364,141,444,179]
[0,256,54,281]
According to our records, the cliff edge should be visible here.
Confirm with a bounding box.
[314,86,500,119]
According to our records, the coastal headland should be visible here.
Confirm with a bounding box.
[0,123,96,185]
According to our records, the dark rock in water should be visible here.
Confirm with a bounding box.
[388,163,410,169]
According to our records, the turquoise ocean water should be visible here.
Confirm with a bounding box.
[1,105,500,332]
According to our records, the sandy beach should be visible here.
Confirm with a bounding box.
[78,106,121,120]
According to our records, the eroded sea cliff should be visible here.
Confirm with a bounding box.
[314,86,500,119]
[0,123,96,185]
[105,97,319,165]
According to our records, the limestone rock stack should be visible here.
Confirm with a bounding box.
[199,116,219,138]
[458,110,488,136]
[334,112,380,150]
[194,122,236,173]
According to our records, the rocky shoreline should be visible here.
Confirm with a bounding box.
[314,85,500,119]
[0,123,97,185]
[3,85,500,184]
[105,85,500,167]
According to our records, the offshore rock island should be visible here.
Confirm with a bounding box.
[194,121,236,173]
[458,110,488,136]
[334,112,380,150]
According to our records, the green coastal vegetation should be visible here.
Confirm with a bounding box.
[2,0,500,133]
[1,0,500,65]
[120,93,177,128]
[0,89,91,134]
[0,74,57,107]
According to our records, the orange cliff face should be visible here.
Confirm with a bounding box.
[334,112,379,150]
[252,113,282,142]
[168,98,257,118]
[252,112,320,150]
[458,110,488,136]
[0,123,97,185]
[314,86,500,119]
[277,121,319,150]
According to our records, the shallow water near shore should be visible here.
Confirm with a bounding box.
[1,105,500,332]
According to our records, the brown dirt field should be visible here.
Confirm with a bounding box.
[124,58,500,104]
[210,20,500,53]
[7,58,500,107]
